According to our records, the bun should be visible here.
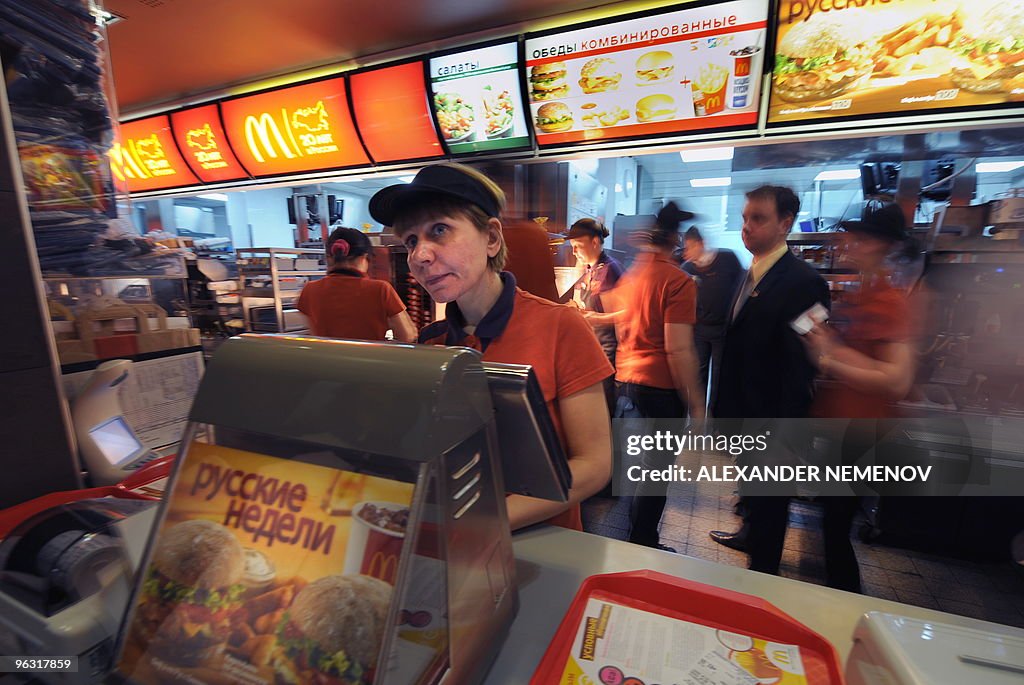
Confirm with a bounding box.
[531,62,566,78]
[288,575,392,667]
[635,94,676,123]
[579,57,622,93]
[778,19,850,60]
[774,14,871,102]
[635,51,675,83]
[530,61,569,100]
[153,520,244,589]
[535,102,573,133]
[948,4,1024,93]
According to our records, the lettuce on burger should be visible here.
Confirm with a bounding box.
[774,15,872,103]
[274,575,392,685]
[535,102,573,133]
[530,62,569,101]
[135,520,246,665]
[950,4,1024,93]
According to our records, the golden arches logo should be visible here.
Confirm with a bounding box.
[107,142,151,181]
[244,111,298,163]
[705,93,723,111]
[367,551,398,583]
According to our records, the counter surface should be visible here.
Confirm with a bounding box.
[487,526,1024,684]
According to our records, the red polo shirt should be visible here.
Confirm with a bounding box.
[296,270,405,340]
[420,273,613,530]
[612,253,697,389]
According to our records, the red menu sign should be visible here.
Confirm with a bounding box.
[220,77,370,177]
[350,61,444,163]
[170,105,250,183]
[110,115,201,192]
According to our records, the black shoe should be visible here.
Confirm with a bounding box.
[710,529,748,552]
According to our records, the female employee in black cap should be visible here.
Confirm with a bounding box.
[567,218,624,414]
[368,163,613,532]
[800,202,916,592]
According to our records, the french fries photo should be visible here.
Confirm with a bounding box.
[872,11,963,76]
[695,63,729,94]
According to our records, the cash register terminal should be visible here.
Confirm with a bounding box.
[71,360,163,486]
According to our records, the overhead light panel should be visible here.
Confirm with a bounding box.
[680,147,734,163]
[813,169,861,181]
[339,176,365,183]
[198,193,228,202]
[398,175,416,183]
[690,177,731,187]
[976,161,1024,173]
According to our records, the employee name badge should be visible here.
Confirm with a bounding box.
[560,597,808,685]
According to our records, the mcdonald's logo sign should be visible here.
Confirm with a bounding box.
[244,112,299,163]
[705,93,723,110]
[365,551,398,584]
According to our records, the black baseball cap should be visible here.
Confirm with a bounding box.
[369,164,501,227]
[566,218,609,240]
[841,203,908,243]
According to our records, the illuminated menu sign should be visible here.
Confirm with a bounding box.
[350,61,444,163]
[768,0,1024,125]
[170,105,250,183]
[220,77,370,177]
[428,41,531,154]
[524,0,769,147]
[110,115,201,192]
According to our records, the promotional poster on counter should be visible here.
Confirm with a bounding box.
[117,442,415,685]
[524,0,769,146]
[559,597,830,685]
[428,41,532,154]
[768,0,1024,124]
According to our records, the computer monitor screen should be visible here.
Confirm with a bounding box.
[90,417,144,466]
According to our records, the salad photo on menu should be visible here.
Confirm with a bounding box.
[428,40,531,153]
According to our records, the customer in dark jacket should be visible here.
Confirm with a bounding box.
[709,185,830,576]
[682,226,743,412]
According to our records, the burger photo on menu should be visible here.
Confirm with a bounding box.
[635,94,677,122]
[530,61,569,100]
[773,13,873,103]
[949,3,1024,95]
[578,57,623,93]
[134,520,247,666]
[272,575,392,685]
[535,102,574,132]
[635,50,675,84]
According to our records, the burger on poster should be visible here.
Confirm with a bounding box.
[579,57,622,93]
[134,520,246,665]
[535,102,574,132]
[273,575,392,685]
[949,3,1024,94]
[773,14,873,103]
[635,50,675,84]
[636,94,677,123]
[530,61,569,100]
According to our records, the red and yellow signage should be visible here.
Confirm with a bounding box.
[220,77,370,177]
[350,61,444,163]
[110,115,201,192]
[170,105,250,183]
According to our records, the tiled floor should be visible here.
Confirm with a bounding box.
[583,451,1024,630]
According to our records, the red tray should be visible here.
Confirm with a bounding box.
[530,569,844,685]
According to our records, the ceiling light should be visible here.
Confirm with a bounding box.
[680,147,734,163]
[398,175,416,183]
[976,161,1024,173]
[690,177,731,187]
[198,193,228,202]
[339,176,365,183]
[813,169,861,181]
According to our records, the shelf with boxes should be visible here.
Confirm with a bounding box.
[786,232,860,296]
[44,267,200,367]
[236,248,326,332]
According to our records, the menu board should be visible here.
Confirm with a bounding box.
[349,61,445,163]
[111,115,201,193]
[118,442,414,685]
[170,105,250,183]
[768,0,1024,124]
[220,77,370,177]
[428,40,532,154]
[524,0,769,147]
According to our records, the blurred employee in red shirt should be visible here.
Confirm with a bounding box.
[568,218,624,415]
[601,202,704,550]
[502,218,560,301]
[297,226,416,342]
[369,163,612,532]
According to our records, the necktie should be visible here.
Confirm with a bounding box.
[731,270,754,322]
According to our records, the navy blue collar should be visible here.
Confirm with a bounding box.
[443,272,517,351]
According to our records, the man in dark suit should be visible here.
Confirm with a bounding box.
[710,185,829,576]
